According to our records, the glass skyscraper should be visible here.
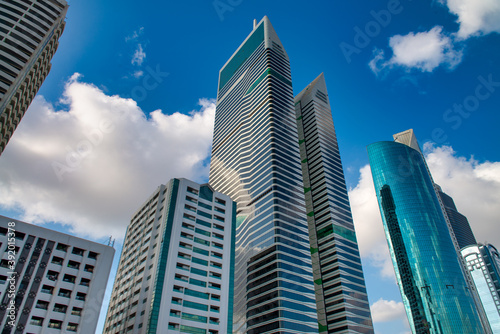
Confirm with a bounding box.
[368,136,484,333]
[462,244,500,333]
[209,17,318,333]
[295,73,373,333]
[435,185,477,249]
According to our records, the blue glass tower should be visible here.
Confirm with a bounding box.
[367,139,484,333]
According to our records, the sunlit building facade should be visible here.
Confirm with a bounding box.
[368,138,484,333]
[209,16,318,333]
[104,178,236,334]
[0,215,114,334]
[462,244,500,333]
[295,73,373,333]
[0,0,68,155]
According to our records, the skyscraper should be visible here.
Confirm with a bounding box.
[0,0,68,155]
[104,178,236,334]
[462,244,500,333]
[0,215,114,334]
[209,16,318,333]
[367,132,484,333]
[435,185,477,249]
[295,73,373,333]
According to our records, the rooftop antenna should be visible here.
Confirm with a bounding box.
[108,236,115,248]
[253,19,257,29]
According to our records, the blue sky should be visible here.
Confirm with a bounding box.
[1,1,500,333]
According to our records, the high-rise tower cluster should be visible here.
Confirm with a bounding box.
[208,16,373,334]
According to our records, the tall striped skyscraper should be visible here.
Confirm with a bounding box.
[0,0,68,155]
[209,17,319,333]
[295,73,373,333]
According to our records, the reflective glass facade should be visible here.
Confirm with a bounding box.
[209,17,318,334]
[462,244,500,333]
[368,141,483,333]
[295,74,373,333]
[436,189,476,249]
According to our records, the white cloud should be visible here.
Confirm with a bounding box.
[441,0,500,39]
[133,70,144,78]
[349,165,396,280]
[424,143,500,246]
[0,75,215,240]
[131,44,146,66]
[370,26,462,74]
[370,298,407,323]
[125,27,144,42]
[350,144,500,279]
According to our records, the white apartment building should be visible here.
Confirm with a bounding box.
[104,178,236,334]
[0,215,115,334]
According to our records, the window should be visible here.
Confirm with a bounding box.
[210,262,222,269]
[67,260,80,270]
[48,319,63,329]
[0,275,6,284]
[210,272,222,279]
[46,270,59,281]
[71,307,82,316]
[175,274,188,282]
[72,247,85,256]
[80,278,91,287]
[209,317,220,325]
[35,300,49,310]
[41,285,54,294]
[56,243,68,252]
[169,323,180,330]
[0,259,9,268]
[215,198,225,205]
[76,292,86,301]
[170,310,181,317]
[30,316,44,326]
[187,186,199,195]
[63,274,76,283]
[67,323,78,332]
[209,282,221,290]
[58,289,71,298]
[53,303,67,313]
[51,256,64,265]
[211,294,220,301]
[211,251,223,259]
[210,305,220,313]
[182,222,194,230]
[84,264,94,273]
[88,251,99,260]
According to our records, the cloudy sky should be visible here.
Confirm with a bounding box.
[1,1,499,333]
